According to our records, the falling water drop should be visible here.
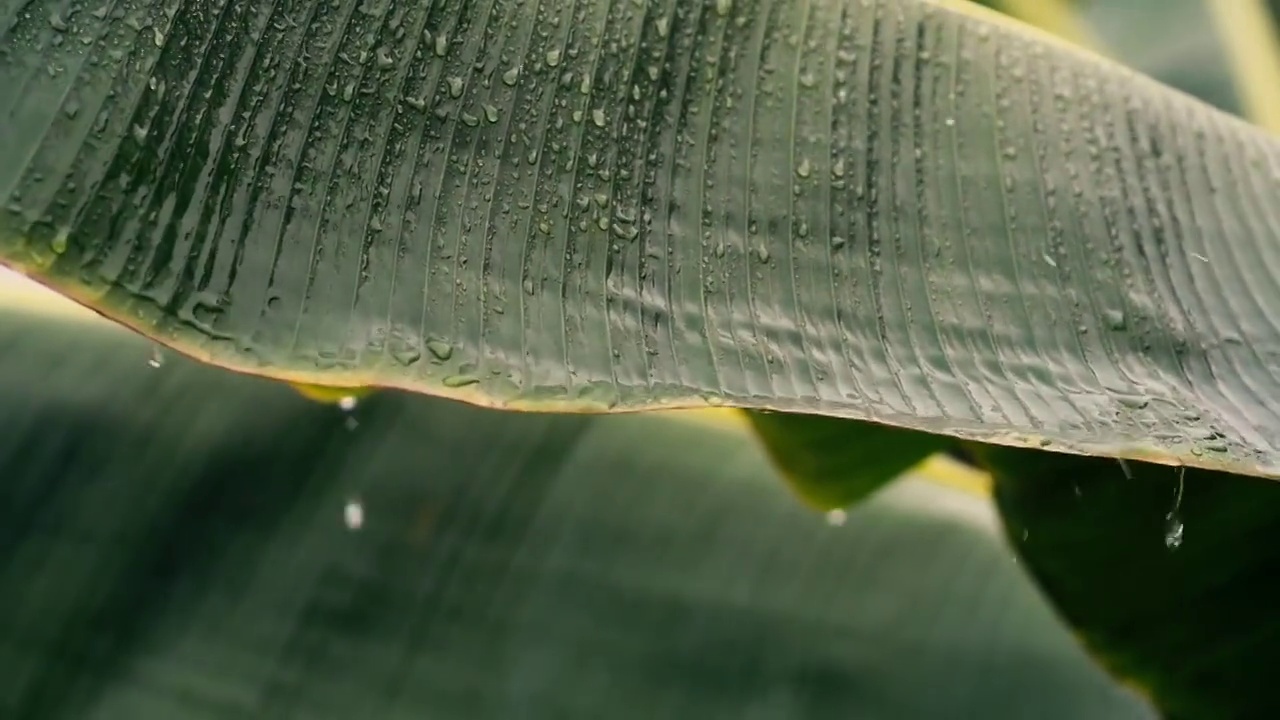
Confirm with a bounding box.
[338,394,360,430]
[1164,467,1186,550]
[147,345,164,369]
[1164,515,1184,549]
[1103,308,1127,331]
[1117,457,1133,480]
[344,498,364,530]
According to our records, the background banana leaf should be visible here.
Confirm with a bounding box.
[1080,0,1241,112]
[0,291,1153,718]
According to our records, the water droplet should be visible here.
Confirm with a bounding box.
[795,158,811,178]
[716,0,733,15]
[545,48,562,67]
[1164,515,1183,549]
[831,236,846,250]
[482,103,499,123]
[825,509,847,526]
[434,33,449,57]
[944,117,955,127]
[502,66,520,86]
[1117,458,1134,480]
[1118,395,1149,410]
[391,347,421,366]
[443,374,480,388]
[147,346,164,369]
[426,340,453,362]
[612,222,639,241]
[592,108,606,127]
[1164,466,1185,549]
[344,498,364,530]
[1103,308,1126,331]
[446,76,464,98]
[376,46,394,69]
[50,230,69,255]
[1203,439,1228,453]
[338,395,359,412]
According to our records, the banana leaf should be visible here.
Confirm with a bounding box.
[0,296,1154,719]
[3,0,1279,477]
[984,446,1280,720]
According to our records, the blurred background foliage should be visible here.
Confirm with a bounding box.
[4,0,1280,718]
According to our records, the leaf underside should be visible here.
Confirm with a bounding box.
[2,0,1279,476]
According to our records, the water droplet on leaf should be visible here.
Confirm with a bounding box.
[426,340,453,361]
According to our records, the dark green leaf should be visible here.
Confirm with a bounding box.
[746,411,949,509]
[983,446,1280,720]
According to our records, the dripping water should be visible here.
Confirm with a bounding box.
[1164,467,1185,550]
[339,395,359,430]
[344,497,364,530]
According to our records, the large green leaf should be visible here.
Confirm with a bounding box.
[985,446,1280,719]
[0,300,1153,719]
[3,0,1279,477]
